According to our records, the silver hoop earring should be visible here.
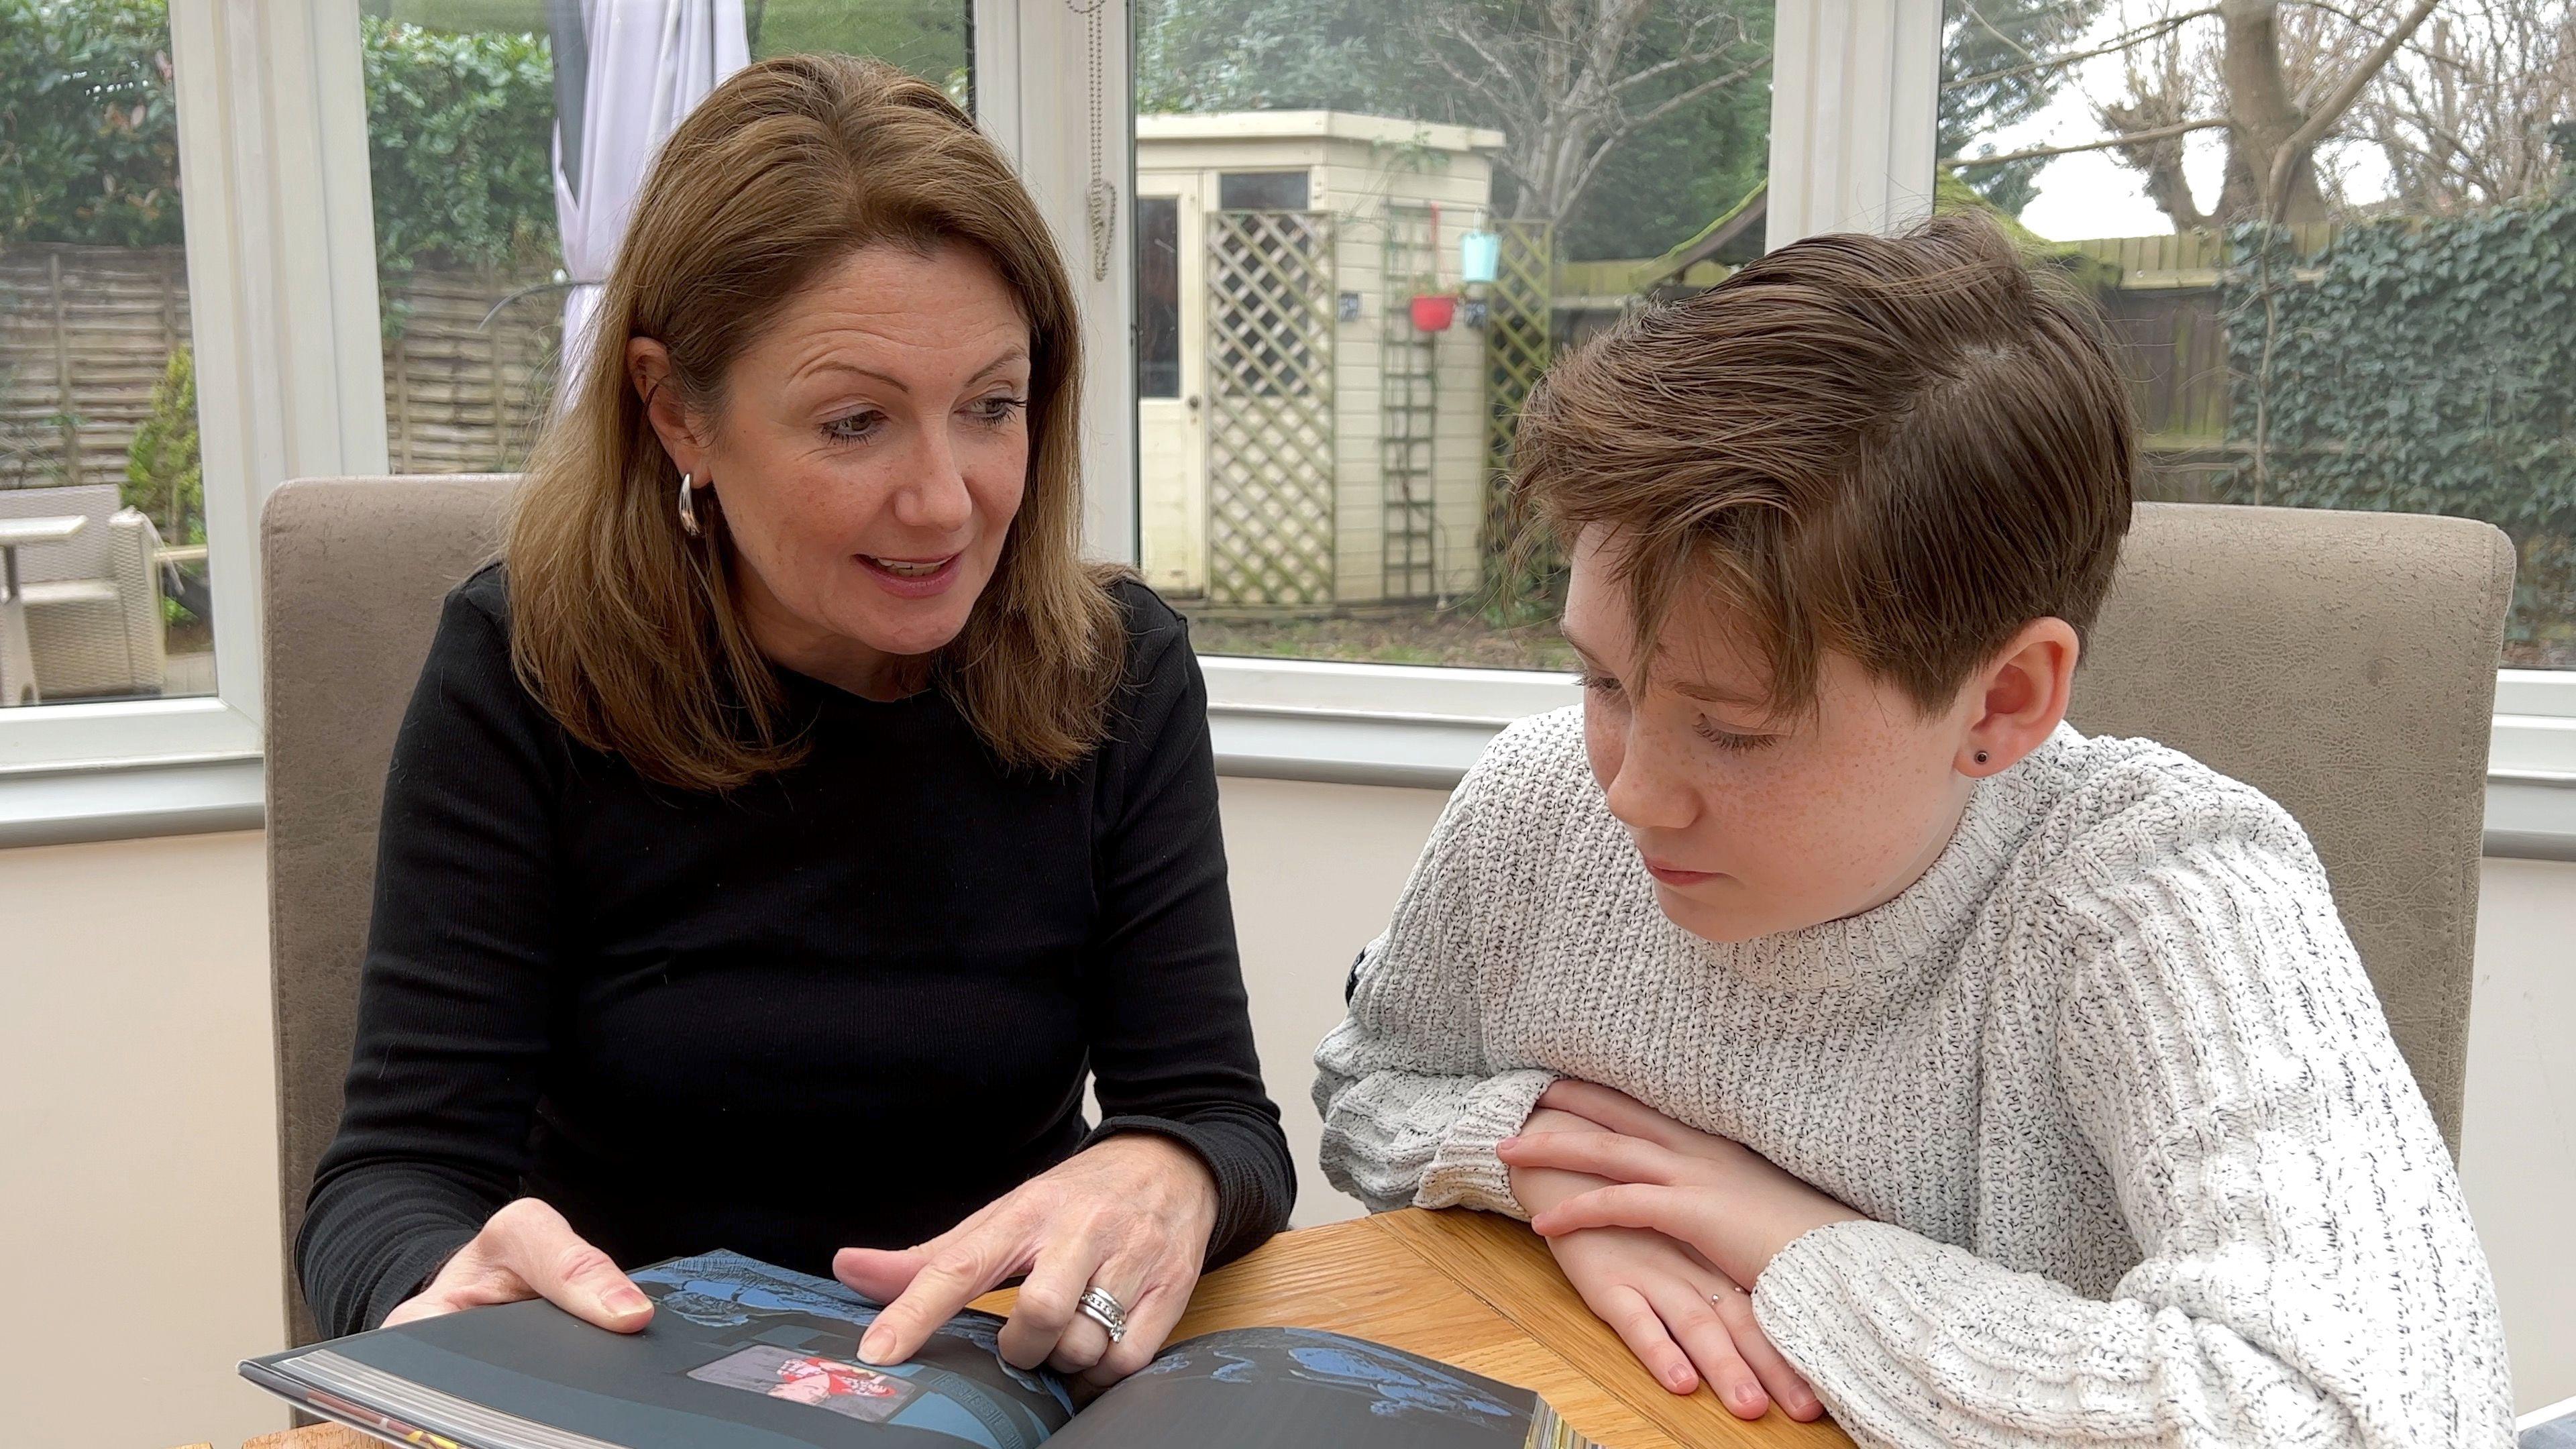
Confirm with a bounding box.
[676,472,702,538]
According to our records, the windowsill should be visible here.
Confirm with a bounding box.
[0,750,264,849]
[4,660,2572,860]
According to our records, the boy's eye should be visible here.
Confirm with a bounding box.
[1695,717,1778,753]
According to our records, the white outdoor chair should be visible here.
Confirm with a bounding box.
[0,484,168,698]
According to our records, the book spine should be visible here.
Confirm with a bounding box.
[1521,1399,1597,1449]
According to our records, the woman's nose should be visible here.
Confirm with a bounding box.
[893,427,975,534]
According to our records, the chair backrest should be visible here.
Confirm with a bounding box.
[264,474,517,1345]
[2070,502,2515,1154]
[0,482,116,578]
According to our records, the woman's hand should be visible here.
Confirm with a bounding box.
[1501,1080,1866,1289]
[834,1134,1218,1388]
[382,1197,653,1332]
[1509,1102,1819,1421]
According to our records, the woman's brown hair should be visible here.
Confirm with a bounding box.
[1513,211,2137,717]
[506,54,1124,790]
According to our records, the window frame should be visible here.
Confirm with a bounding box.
[3,0,2568,861]
[0,0,384,845]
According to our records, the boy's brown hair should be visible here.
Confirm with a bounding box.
[1514,212,2137,717]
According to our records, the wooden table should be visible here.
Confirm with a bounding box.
[244,1208,1851,1449]
[0,513,85,706]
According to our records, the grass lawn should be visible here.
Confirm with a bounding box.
[1181,604,1576,672]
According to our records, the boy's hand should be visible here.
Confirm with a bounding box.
[1507,1104,1821,1421]
[1503,1080,1866,1290]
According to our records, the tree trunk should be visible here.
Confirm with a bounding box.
[2216,0,2328,223]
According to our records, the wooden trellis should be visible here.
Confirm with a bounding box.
[1479,219,1554,610]
[1205,209,1337,606]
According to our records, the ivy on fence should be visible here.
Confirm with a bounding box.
[2221,162,2576,652]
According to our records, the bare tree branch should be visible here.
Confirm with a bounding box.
[1945,116,2231,168]
[1558,53,1772,214]
[2263,0,2440,217]
[1603,23,1753,101]
[1944,7,2220,93]
[1960,1,2047,63]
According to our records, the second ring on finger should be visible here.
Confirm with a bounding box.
[1046,1275,1140,1375]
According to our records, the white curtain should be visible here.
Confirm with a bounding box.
[552,0,750,402]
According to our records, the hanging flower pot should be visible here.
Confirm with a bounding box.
[1409,293,1458,332]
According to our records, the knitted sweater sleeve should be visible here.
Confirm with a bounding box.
[1311,720,1563,1218]
[1750,780,2515,1448]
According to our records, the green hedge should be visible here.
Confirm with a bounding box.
[2222,174,2576,650]
[0,0,181,248]
[361,15,557,276]
[0,0,558,273]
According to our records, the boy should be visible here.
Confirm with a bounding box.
[1313,216,2513,1447]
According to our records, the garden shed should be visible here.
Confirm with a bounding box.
[1134,111,1504,608]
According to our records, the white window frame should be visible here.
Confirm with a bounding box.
[3,0,2569,861]
[0,1,384,845]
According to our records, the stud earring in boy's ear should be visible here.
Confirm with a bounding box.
[1975,750,1991,765]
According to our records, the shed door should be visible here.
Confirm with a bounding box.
[1135,174,1207,596]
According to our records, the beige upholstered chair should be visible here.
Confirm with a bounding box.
[0,482,166,697]
[2068,502,2514,1152]
[265,473,515,1346]
[261,483,2512,1346]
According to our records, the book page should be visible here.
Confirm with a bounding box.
[246,1250,1077,1449]
[1044,1326,1594,1449]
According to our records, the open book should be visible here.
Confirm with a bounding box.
[243,1249,1594,1449]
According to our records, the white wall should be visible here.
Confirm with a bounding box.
[0,830,283,1449]
[2459,856,2576,1412]
[1217,777,1452,1227]
[3,798,2571,1448]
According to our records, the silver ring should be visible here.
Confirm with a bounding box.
[1075,1285,1129,1344]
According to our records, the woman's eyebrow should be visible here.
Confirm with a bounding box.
[789,347,1028,393]
[963,347,1031,384]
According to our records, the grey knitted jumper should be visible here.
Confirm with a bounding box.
[1313,708,2512,1448]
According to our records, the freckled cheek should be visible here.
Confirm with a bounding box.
[1580,706,1623,790]
[1718,761,1885,898]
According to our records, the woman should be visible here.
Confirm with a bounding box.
[301,55,1293,1388]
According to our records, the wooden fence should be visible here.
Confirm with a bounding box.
[0,244,562,494]
[0,246,190,492]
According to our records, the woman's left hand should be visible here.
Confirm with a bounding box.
[1499,1080,1867,1288]
[833,1134,1218,1387]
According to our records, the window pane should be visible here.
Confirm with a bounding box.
[1134,1,1774,668]
[360,1,971,474]
[0,0,214,706]
[1940,0,2573,669]
[1138,195,1181,398]
[1218,171,1311,211]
